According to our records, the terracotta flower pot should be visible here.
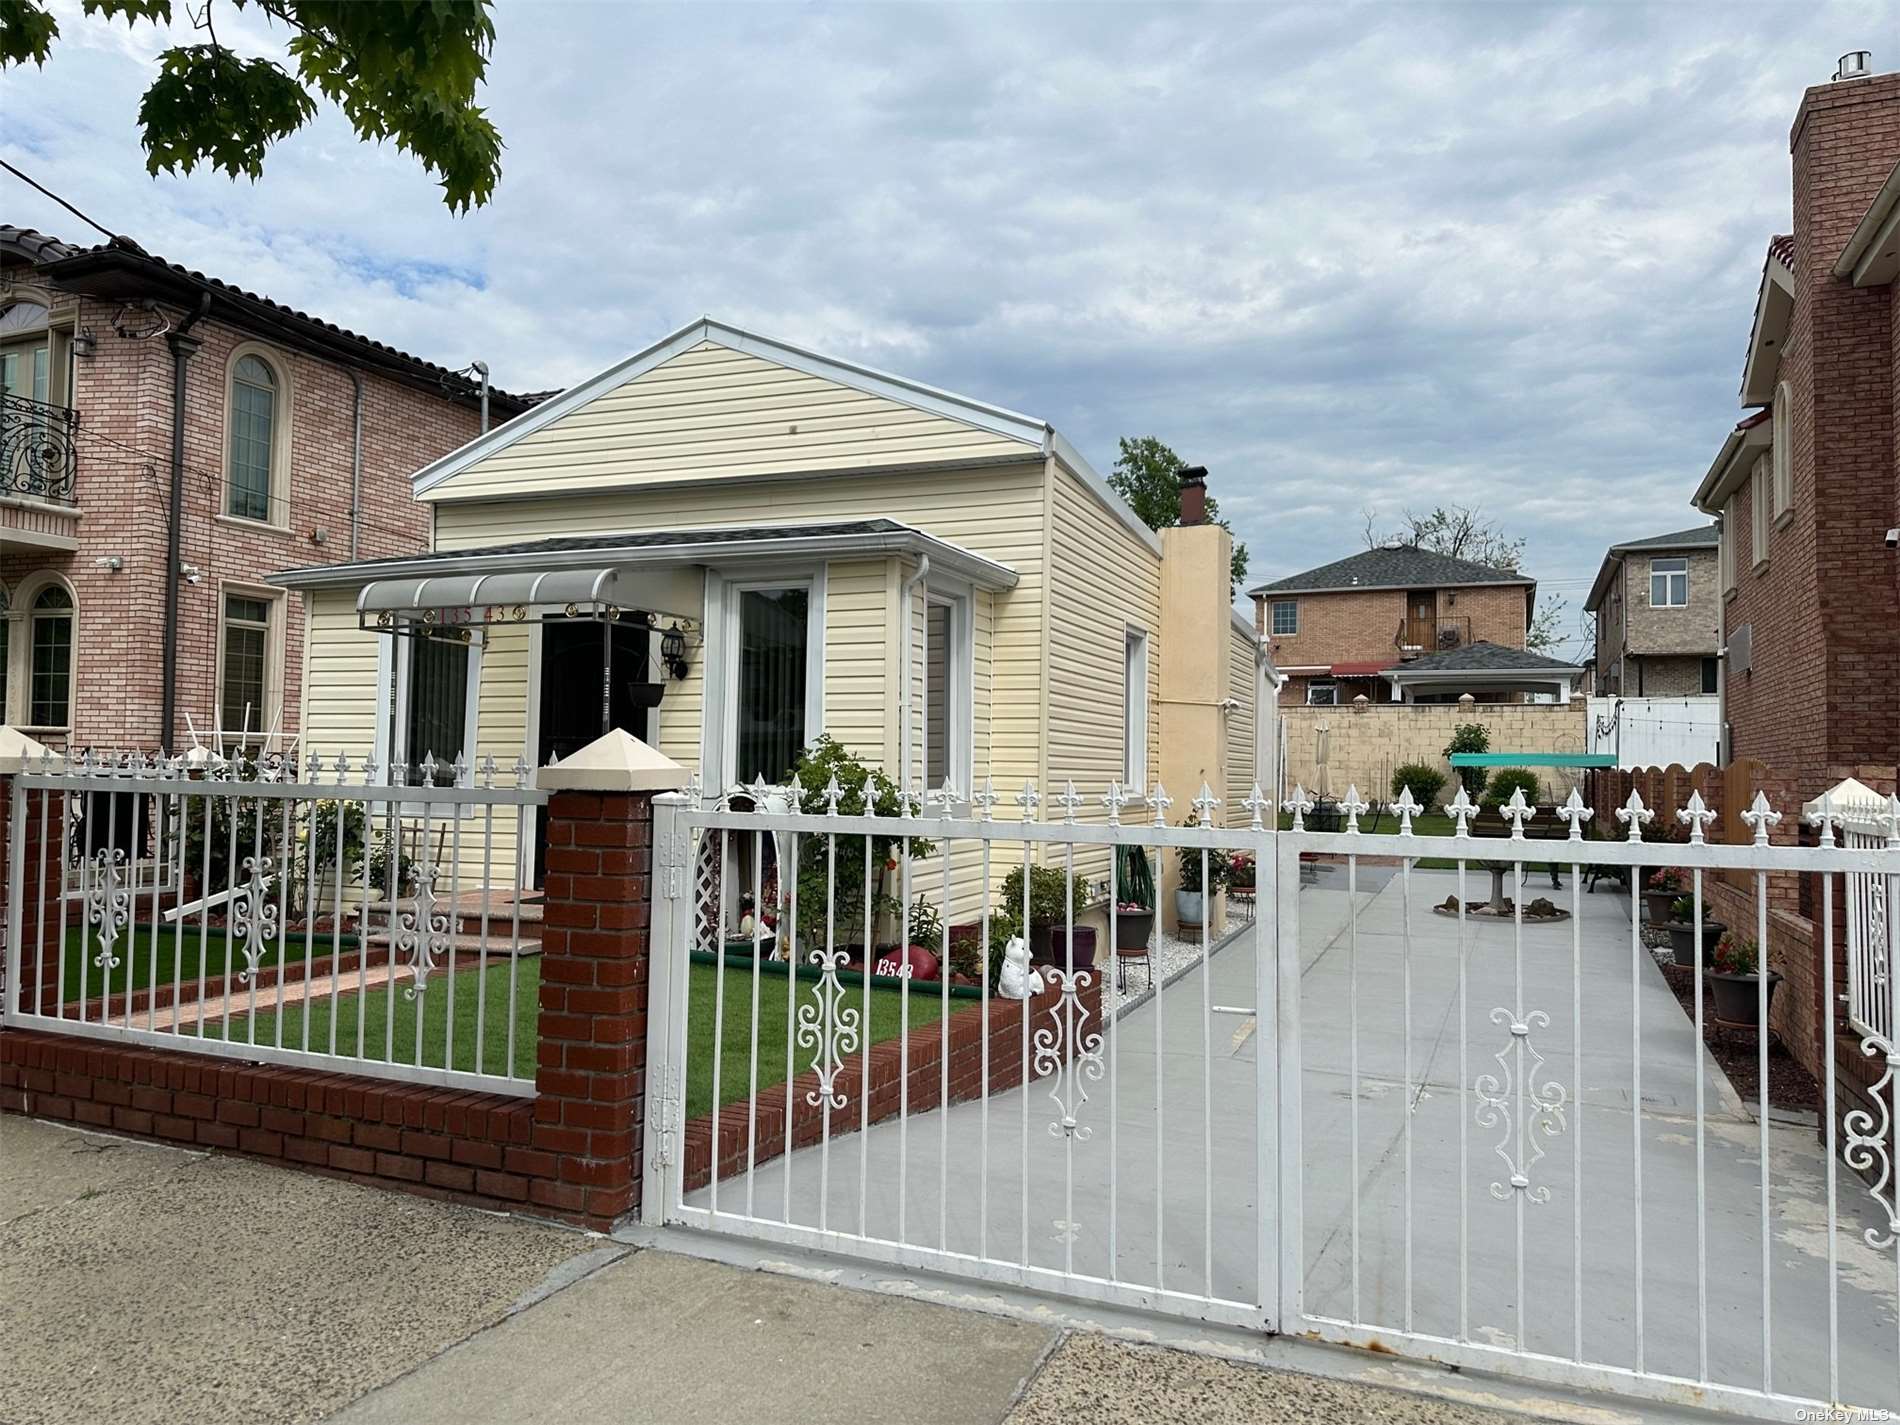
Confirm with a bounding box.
[1643,889,1681,925]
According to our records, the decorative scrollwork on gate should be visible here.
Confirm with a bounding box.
[1474,1007,1568,1202]
[1034,968,1105,1140]
[795,949,862,1109]
[229,855,280,984]
[86,848,131,972]
[1843,1041,1900,1248]
[393,860,453,1001]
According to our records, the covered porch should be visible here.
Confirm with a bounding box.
[1381,640,1585,704]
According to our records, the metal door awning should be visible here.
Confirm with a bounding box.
[357,566,695,635]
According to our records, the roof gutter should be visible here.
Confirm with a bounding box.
[267,525,1021,595]
[1835,156,1900,281]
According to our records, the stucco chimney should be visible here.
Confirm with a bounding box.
[1178,465,1209,526]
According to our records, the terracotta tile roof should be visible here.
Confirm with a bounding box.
[0,224,527,413]
[1767,233,1795,270]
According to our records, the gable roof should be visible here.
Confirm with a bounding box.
[0,225,528,416]
[1246,545,1533,599]
[1389,640,1581,674]
[402,316,1163,554]
[1584,523,1720,610]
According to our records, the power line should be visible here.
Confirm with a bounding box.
[0,159,118,245]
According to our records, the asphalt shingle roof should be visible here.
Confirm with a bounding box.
[341,519,912,567]
[1247,546,1533,598]
[1394,640,1581,673]
[1608,523,1719,552]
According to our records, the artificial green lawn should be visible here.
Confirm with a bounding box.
[184,958,944,1117]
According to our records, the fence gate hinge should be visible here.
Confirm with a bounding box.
[652,1064,681,1168]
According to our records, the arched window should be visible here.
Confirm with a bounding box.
[28,583,72,728]
[1771,379,1793,518]
[227,352,279,522]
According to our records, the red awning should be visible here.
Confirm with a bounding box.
[1330,661,1389,677]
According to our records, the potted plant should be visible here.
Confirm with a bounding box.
[1175,811,1231,928]
[1708,931,1781,1026]
[1113,845,1156,953]
[1662,895,1726,967]
[1228,852,1256,891]
[1642,867,1685,926]
[1001,863,1090,966]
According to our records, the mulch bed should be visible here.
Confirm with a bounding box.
[1656,952,1819,1113]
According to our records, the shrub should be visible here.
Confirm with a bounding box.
[1390,762,1447,812]
[1481,768,1542,811]
[1000,863,1089,930]
[1443,722,1491,800]
[907,896,943,953]
[786,735,932,951]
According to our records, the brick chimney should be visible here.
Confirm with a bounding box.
[1177,465,1209,526]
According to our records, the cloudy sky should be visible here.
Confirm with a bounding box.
[3,1,1887,656]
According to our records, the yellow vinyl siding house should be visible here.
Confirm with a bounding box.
[270,320,1272,918]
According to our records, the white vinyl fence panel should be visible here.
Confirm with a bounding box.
[1587,696,1720,770]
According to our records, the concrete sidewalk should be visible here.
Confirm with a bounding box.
[1,1114,1537,1425]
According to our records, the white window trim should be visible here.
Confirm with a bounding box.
[1271,599,1298,636]
[1720,501,1737,593]
[701,564,826,792]
[222,340,295,531]
[1771,381,1793,518]
[921,579,974,798]
[1124,626,1150,792]
[1648,556,1688,608]
[373,627,484,796]
[1306,681,1338,706]
[10,570,76,734]
[1750,455,1770,569]
[212,581,287,746]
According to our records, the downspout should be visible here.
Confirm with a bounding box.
[347,370,364,561]
[159,292,213,755]
[899,554,930,795]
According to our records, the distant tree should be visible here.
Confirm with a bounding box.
[1,0,503,211]
[1362,502,1568,653]
[1108,436,1251,590]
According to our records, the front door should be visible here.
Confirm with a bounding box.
[535,620,655,880]
[1404,591,1434,651]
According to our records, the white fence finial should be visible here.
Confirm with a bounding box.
[1393,785,1419,836]
[1447,785,1475,837]
[1740,789,1782,846]
[1615,787,1653,842]
[937,776,958,820]
[1056,780,1083,825]
[973,777,999,822]
[1149,780,1173,828]
[822,774,843,815]
[1018,779,1041,823]
[1192,782,1221,827]
[1339,784,1367,834]
[1803,790,1839,847]
[1503,787,1535,840]
[1285,783,1313,832]
[1103,781,1131,826]
[1558,786,1592,841]
[1243,783,1272,832]
[1679,789,1717,845]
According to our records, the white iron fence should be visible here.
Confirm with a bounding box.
[642,774,1900,1422]
[2,750,546,1096]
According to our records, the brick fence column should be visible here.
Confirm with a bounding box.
[533,730,688,1230]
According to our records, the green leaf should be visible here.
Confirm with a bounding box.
[138,45,317,182]
[0,1,61,67]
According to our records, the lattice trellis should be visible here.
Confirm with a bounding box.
[692,827,723,954]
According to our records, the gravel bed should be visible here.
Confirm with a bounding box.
[1098,918,1251,1020]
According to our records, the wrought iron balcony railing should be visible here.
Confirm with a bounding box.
[0,391,79,505]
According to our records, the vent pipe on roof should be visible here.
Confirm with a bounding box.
[1835,50,1872,81]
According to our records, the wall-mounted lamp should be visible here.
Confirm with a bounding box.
[661,622,689,680]
[311,525,328,547]
[179,562,204,587]
[95,555,122,573]
[72,328,98,359]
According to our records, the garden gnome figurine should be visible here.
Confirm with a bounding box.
[998,935,1041,999]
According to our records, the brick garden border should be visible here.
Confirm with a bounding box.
[683,974,1100,1193]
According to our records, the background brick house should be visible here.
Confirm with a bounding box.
[0,226,526,757]
[1585,523,1721,697]
[1248,545,1536,705]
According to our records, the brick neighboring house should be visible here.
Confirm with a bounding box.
[1584,523,1721,697]
[1248,545,1570,705]
[1677,62,1900,1110]
[0,226,527,758]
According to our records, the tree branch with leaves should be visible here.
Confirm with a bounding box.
[1,0,503,211]
[1362,501,1569,653]
[1106,435,1250,591]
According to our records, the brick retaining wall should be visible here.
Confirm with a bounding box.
[683,973,1101,1193]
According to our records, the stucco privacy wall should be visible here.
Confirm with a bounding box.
[1280,702,1589,805]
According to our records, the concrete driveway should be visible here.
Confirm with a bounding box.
[691,864,1900,1415]
[0,1113,1531,1425]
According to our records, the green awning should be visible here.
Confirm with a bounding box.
[1448,752,1616,768]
